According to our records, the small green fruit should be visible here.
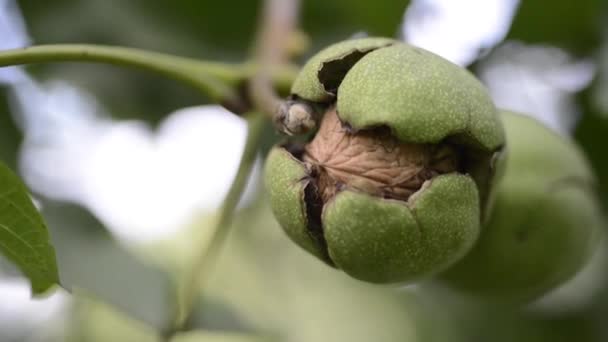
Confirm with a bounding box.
[440,111,603,301]
[266,38,505,283]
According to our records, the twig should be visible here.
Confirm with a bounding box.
[0,44,238,105]
[0,45,300,112]
[248,0,301,116]
[164,113,266,338]
[163,0,300,338]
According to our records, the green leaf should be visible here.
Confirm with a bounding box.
[41,200,172,328]
[0,162,59,294]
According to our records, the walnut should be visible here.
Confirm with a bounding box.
[265,38,505,284]
[303,108,460,203]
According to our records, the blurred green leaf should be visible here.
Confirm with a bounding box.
[70,293,159,342]
[575,84,608,207]
[302,0,410,43]
[0,162,59,294]
[508,0,604,54]
[41,201,173,329]
[173,331,275,342]
[70,292,269,342]
[0,90,22,169]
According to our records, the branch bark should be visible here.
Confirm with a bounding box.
[248,0,301,116]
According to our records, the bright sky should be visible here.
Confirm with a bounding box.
[478,42,596,134]
[402,0,520,66]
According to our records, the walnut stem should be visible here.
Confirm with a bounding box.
[163,0,301,339]
[0,44,242,108]
[163,113,265,338]
[248,0,301,117]
[0,45,300,114]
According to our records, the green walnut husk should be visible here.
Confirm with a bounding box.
[265,38,505,283]
[440,111,603,302]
